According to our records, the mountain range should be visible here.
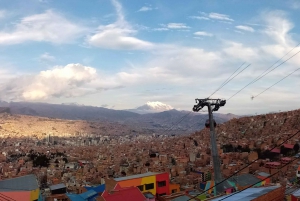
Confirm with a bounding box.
[0,101,239,135]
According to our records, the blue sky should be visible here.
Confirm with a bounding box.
[0,0,300,115]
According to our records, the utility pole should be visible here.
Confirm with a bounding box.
[193,98,228,195]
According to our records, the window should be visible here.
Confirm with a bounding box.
[137,185,144,191]
[172,189,177,193]
[145,183,154,190]
[158,181,166,187]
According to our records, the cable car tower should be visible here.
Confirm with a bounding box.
[193,98,229,195]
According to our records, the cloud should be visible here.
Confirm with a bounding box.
[0,10,6,19]
[262,10,294,46]
[208,12,234,21]
[87,0,154,50]
[39,52,56,63]
[189,16,210,20]
[153,28,169,31]
[0,64,123,101]
[235,25,255,32]
[0,10,87,45]
[138,6,153,12]
[192,12,234,22]
[164,23,190,29]
[194,31,213,37]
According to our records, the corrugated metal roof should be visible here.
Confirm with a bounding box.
[84,184,105,193]
[79,190,97,200]
[211,186,280,201]
[171,195,191,201]
[114,172,162,181]
[49,183,66,191]
[0,174,38,191]
[228,174,261,186]
[257,172,270,177]
[291,188,300,197]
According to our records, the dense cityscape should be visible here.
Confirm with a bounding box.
[1,0,300,200]
[0,106,299,200]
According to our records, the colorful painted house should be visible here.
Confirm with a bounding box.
[105,172,170,196]
[0,174,40,201]
[169,183,180,194]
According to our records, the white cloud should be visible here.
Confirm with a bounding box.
[153,28,169,31]
[189,16,210,20]
[235,25,255,32]
[138,6,153,12]
[165,23,190,29]
[0,10,87,45]
[194,31,213,37]
[262,10,294,46]
[208,12,234,21]
[87,0,154,50]
[0,10,6,19]
[39,52,55,63]
[0,64,124,101]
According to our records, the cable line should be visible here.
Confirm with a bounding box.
[209,62,246,98]
[252,68,300,99]
[188,128,300,200]
[217,157,299,201]
[227,44,300,101]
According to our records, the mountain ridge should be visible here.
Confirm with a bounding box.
[0,101,239,135]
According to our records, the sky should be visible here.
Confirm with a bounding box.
[0,0,300,115]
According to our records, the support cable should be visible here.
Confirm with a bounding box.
[188,128,300,200]
[209,62,246,98]
[217,157,299,201]
[228,45,300,101]
[252,68,300,99]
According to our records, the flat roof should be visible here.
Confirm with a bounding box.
[0,174,38,191]
[114,172,164,181]
[211,186,280,201]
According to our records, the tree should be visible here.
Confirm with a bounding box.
[62,158,68,163]
[280,146,288,156]
[33,155,50,167]
[294,144,300,153]
[171,158,176,165]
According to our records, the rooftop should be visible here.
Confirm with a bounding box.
[211,186,280,201]
[114,172,163,181]
[0,174,38,192]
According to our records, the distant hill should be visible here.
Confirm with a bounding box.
[5,102,140,122]
[0,101,239,135]
[0,107,10,114]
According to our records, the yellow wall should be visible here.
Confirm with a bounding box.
[141,176,156,195]
[30,188,39,201]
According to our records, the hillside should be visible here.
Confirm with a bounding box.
[0,101,238,135]
[190,109,300,148]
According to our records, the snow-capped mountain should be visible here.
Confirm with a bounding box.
[128,101,174,114]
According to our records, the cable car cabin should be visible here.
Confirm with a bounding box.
[205,119,217,128]
[296,165,300,178]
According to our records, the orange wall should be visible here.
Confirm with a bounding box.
[169,183,180,193]
[118,178,142,188]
